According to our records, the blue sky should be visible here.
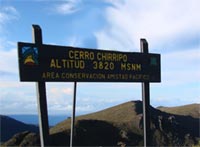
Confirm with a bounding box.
[0,0,199,115]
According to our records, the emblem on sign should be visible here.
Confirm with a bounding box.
[22,46,38,65]
[150,57,157,66]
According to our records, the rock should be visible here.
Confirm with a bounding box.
[2,131,40,147]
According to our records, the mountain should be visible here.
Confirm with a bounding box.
[50,100,144,135]
[8,115,39,125]
[0,115,39,143]
[2,101,200,146]
[157,103,200,118]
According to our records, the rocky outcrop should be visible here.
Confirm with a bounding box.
[2,131,40,146]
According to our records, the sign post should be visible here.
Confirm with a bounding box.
[70,82,77,147]
[32,25,49,147]
[140,39,151,146]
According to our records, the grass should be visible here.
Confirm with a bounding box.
[3,101,199,146]
[158,103,200,118]
[50,101,143,135]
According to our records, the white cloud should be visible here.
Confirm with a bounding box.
[62,88,73,95]
[54,0,81,15]
[0,6,19,23]
[0,82,34,88]
[0,83,37,114]
[0,38,16,50]
[161,48,200,86]
[66,36,83,47]
[0,6,19,33]
[0,6,20,81]
[48,87,73,101]
[152,95,200,107]
[0,48,18,75]
[96,0,200,51]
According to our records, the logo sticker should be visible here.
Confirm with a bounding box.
[150,57,157,66]
[22,46,38,65]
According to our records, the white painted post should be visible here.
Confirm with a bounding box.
[70,82,77,147]
[32,25,49,147]
[140,38,151,147]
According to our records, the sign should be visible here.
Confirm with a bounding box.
[18,42,161,82]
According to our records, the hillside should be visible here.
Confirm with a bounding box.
[157,103,200,118]
[2,101,200,146]
[0,115,39,143]
[50,100,143,135]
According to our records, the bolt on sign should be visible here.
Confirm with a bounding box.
[18,42,161,82]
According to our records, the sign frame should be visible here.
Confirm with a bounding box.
[18,42,161,83]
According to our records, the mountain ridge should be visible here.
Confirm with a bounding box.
[2,100,200,146]
[0,115,39,143]
[157,103,200,118]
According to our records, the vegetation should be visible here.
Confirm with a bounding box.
[2,101,200,146]
[157,103,200,118]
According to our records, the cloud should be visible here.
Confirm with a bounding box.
[62,88,73,95]
[152,95,200,107]
[50,0,114,48]
[0,6,19,23]
[0,6,19,33]
[49,87,73,97]
[0,82,74,114]
[0,48,18,80]
[161,48,200,86]
[0,83,37,114]
[48,83,73,96]
[95,0,200,51]
[0,6,20,81]
[54,0,82,15]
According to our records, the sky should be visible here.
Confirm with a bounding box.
[0,0,199,116]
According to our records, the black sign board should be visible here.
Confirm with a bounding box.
[18,42,161,82]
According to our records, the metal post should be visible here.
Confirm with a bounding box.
[140,39,151,147]
[70,82,77,147]
[32,25,49,147]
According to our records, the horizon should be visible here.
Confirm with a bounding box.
[2,100,199,127]
[0,0,200,115]
[1,100,199,116]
